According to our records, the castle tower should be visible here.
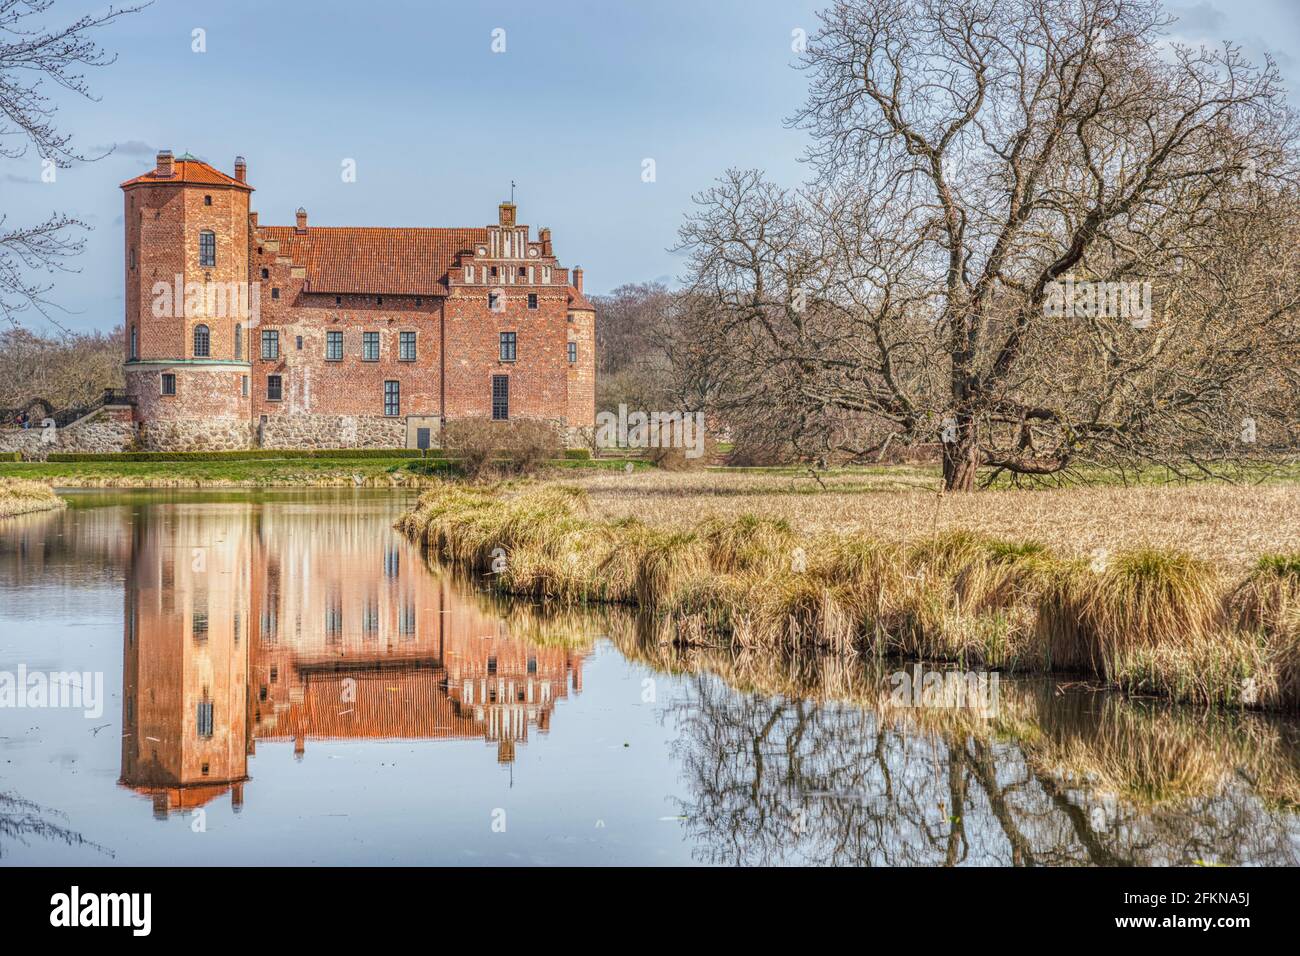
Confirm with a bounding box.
[566,265,596,431]
[121,151,255,449]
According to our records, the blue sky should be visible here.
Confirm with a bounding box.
[4,0,1297,334]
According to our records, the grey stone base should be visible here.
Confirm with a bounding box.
[140,419,256,451]
[0,416,136,460]
[259,414,406,449]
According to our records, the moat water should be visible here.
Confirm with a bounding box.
[1,490,1298,865]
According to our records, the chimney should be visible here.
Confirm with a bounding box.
[234,155,246,183]
[539,227,553,258]
[155,149,174,178]
[573,266,583,293]
[295,207,308,232]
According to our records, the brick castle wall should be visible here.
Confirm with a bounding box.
[118,153,595,451]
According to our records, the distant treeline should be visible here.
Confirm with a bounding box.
[0,326,124,415]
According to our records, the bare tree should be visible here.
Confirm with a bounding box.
[592,281,675,376]
[0,323,123,413]
[678,0,1299,489]
[0,0,145,329]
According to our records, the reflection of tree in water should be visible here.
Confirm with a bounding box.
[667,673,1300,867]
[0,790,111,860]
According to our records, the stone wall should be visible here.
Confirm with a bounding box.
[1,411,412,456]
[139,419,255,451]
[259,414,406,449]
[0,413,136,460]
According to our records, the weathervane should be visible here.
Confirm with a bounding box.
[510,180,516,203]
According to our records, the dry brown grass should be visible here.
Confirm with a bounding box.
[398,477,1300,710]
[0,477,64,519]
[566,469,1300,571]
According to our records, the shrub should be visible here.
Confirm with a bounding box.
[441,418,561,479]
[645,418,717,471]
[725,433,792,467]
[441,418,499,479]
[498,419,563,476]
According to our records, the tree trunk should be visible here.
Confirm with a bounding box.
[942,424,979,492]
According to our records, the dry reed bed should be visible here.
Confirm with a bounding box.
[398,482,1300,711]
[569,470,1300,570]
[0,478,65,519]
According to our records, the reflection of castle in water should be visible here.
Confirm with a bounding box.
[120,499,586,817]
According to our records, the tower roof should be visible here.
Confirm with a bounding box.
[121,157,252,190]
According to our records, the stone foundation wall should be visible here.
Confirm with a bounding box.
[1,411,439,456]
[259,414,406,449]
[139,419,256,451]
[0,414,136,460]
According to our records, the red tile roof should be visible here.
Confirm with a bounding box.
[259,225,488,296]
[121,159,252,190]
[567,287,596,311]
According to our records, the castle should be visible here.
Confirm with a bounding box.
[121,149,595,450]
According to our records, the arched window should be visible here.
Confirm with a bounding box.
[194,324,210,358]
[234,324,242,360]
